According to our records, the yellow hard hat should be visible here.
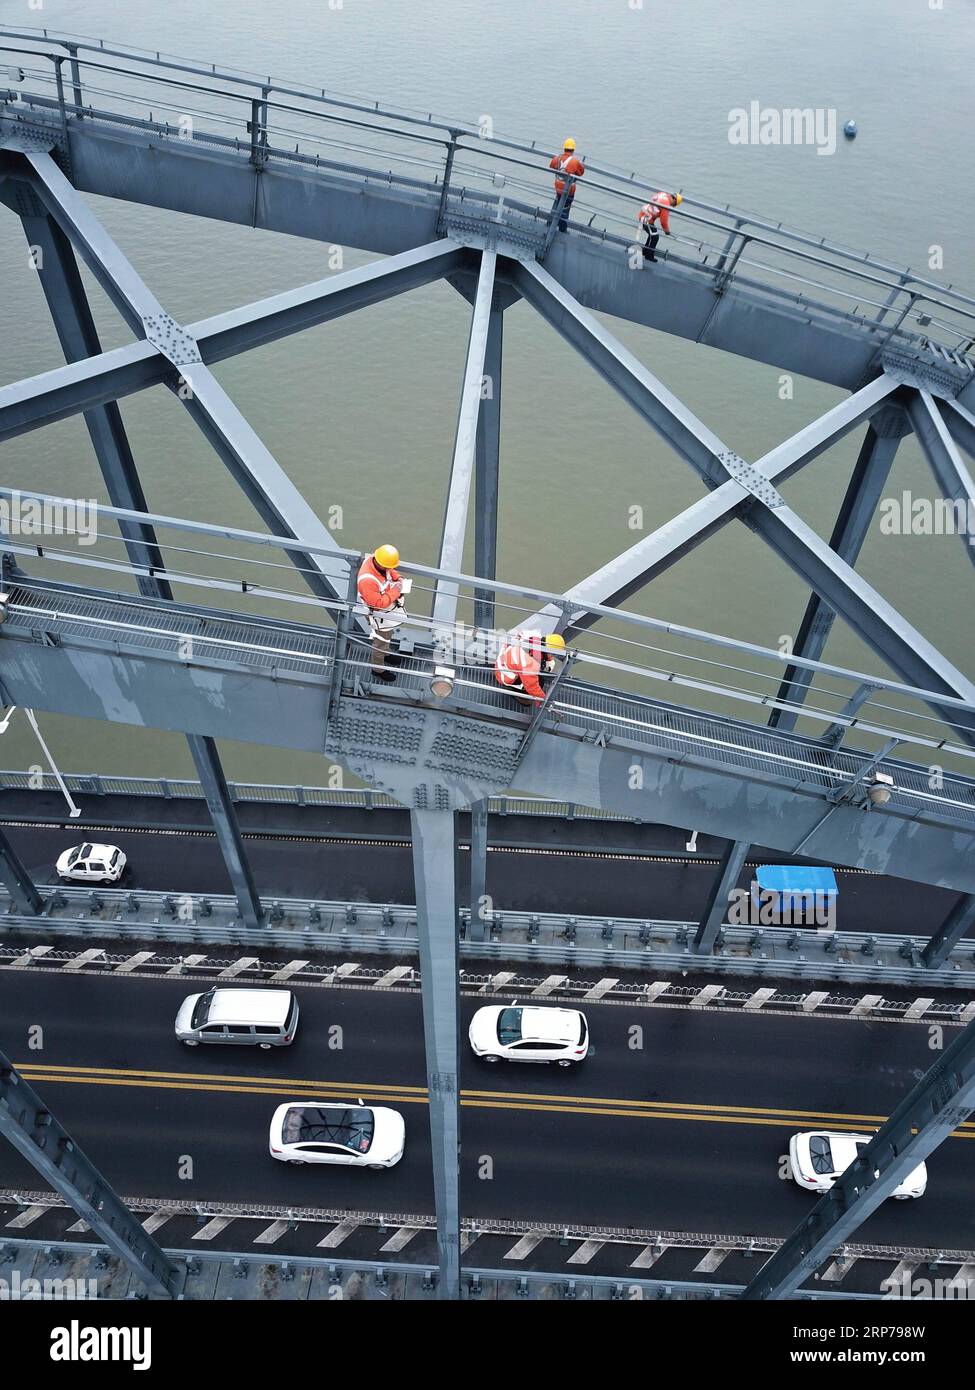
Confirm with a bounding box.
[673,192,683,206]
[544,632,567,651]
[563,137,576,151]
[374,544,399,569]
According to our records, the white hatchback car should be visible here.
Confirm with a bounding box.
[789,1131,927,1200]
[56,842,126,884]
[269,1103,405,1168]
[468,1004,589,1066]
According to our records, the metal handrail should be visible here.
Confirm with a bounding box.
[3,32,975,356]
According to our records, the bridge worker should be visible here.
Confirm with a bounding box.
[638,191,682,262]
[495,632,567,706]
[357,543,406,682]
[549,138,586,231]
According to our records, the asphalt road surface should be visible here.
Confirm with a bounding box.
[1,970,971,1248]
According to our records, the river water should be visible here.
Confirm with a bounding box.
[1,0,973,782]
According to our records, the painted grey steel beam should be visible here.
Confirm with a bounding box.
[13,193,265,929]
[526,376,900,636]
[20,150,351,607]
[693,839,749,954]
[0,826,42,914]
[474,304,503,632]
[944,397,975,464]
[188,240,463,362]
[740,1016,975,1299]
[0,1049,180,1297]
[922,894,975,969]
[468,800,489,944]
[769,423,903,731]
[906,389,975,572]
[410,808,461,1300]
[433,249,497,632]
[0,242,464,443]
[512,258,732,490]
[11,198,173,602]
[188,734,263,928]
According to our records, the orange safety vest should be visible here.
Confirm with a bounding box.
[495,639,545,701]
[638,192,675,234]
[550,151,585,197]
[357,553,402,611]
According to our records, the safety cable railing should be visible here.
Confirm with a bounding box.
[3,491,975,820]
[3,31,975,359]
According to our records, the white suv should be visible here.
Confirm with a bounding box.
[789,1131,927,1200]
[56,843,126,884]
[468,1004,589,1066]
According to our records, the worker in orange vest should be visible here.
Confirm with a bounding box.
[549,138,586,231]
[357,543,407,681]
[638,191,682,262]
[495,631,567,706]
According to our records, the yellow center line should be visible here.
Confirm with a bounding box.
[14,1063,975,1138]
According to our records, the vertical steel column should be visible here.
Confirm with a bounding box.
[189,736,263,928]
[741,1014,975,1299]
[0,827,42,914]
[693,839,749,954]
[11,194,263,928]
[410,808,461,1299]
[474,304,503,632]
[922,894,975,969]
[0,1050,180,1297]
[468,800,489,943]
[907,390,975,573]
[770,420,903,730]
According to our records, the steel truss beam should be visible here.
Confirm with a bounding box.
[8,191,264,929]
[907,390,975,572]
[0,241,464,443]
[410,809,461,1300]
[0,826,41,914]
[433,249,497,631]
[0,1048,179,1297]
[468,800,489,944]
[944,397,975,464]
[769,418,904,730]
[922,894,975,970]
[741,1015,975,1299]
[693,839,749,954]
[474,303,503,631]
[513,262,975,739]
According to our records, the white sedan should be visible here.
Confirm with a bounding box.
[468,1005,589,1066]
[55,842,126,884]
[269,1103,405,1168]
[789,1131,927,1200]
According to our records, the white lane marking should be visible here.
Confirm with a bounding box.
[568,1239,605,1265]
[192,1216,234,1241]
[380,1226,420,1253]
[503,1232,546,1260]
[531,975,567,997]
[66,1218,91,1233]
[852,994,884,1017]
[822,1254,857,1282]
[961,1002,975,1025]
[5,1205,47,1229]
[142,1212,174,1235]
[333,963,361,980]
[317,1218,359,1249]
[166,954,207,975]
[269,960,309,982]
[801,991,830,1013]
[644,981,671,1004]
[694,1246,731,1273]
[584,978,619,1001]
[630,1243,669,1269]
[254,1220,290,1245]
[10,945,54,968]
[218,957,260,978]
[115,951,155,973]
[904,997,935,1021]
[486,972,517,992]
[64,949,104,971]
[375,966,413,988]
[744,988,777,1010]
[691,985,723,1008]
